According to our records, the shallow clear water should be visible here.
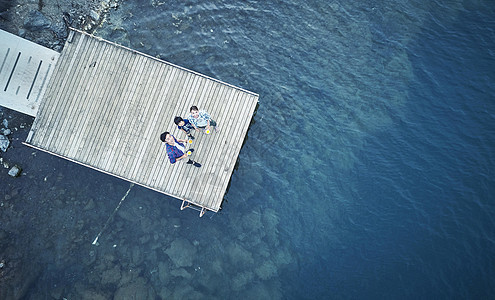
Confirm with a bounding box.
[2,0,495,298]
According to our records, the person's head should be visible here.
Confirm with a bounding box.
[160,131,174,144]
[190,105,199,118]
[174,116,185,126]
[160,132,169,142]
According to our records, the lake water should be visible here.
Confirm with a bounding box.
[2,0,495,299]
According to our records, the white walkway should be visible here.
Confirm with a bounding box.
[0,29,60,117]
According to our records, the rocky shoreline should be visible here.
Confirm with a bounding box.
[0,0,121,170]
[0,0,120,52]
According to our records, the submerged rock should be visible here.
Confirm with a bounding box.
[158,261,171,284]
[76,287,107,300]
[114,277,156,300]
[89,10,100,22]
[170,268,192,279]
[165,238,197,268]
[101,265,121,285]
[83,199,95,211]
[83,250,97,266]
[232,271,254,291]
[0,134,9,152]
[254,260,277,280]
[1,128,11,135]
[8,165,21,177]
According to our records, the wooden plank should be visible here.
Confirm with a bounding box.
[42,35,98,151]
[139,66,181,186]
[177,82,231,206]
[51,39,112,156]
[204,90,248,207]
[103,54,148,172]
[205,92,252,209]
[150,68,192,186]
[138,66,191,185]
[73,45,130,167]
[178,81,227,203]
[189,86,238,208]
[165,75,208,196]
[198,88,240,207]
[94,51,143,169]
[101,53,146,171]
[61,39,115,158]
[211,94,258,209]
[67,41,125,160]
[117,58,162,177]
[112,57,155,175]
[81,42,126,161]
[163,68,199,183]
[28,31,78,133]
[126,63,169,180]
[29,33,87,145]
[38,33,92,147]
[173,78,215,201]
[152,70,192,191]
[118,59,162,178]
[112,55,154,175]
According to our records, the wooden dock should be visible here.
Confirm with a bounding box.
[24,28,258,215]
[0,29,60,117]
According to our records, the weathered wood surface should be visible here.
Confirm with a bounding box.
[25,29,258,212]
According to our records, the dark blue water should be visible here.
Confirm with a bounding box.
[96,1,495,298]
[2,0,494,298]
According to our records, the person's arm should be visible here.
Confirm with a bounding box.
[177,153,188,161]
[169,151,188,163]
[167,144,184,164]
[188,116,200,131]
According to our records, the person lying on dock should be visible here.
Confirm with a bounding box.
[174,116,195,140]
[188,105,219,134]
[160,132,201,167]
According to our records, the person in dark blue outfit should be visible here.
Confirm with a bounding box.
[174,116,195,140]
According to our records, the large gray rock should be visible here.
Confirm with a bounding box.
[158,261,171,284]
[113,277,155,300]
[164,238,197,268]
[1,128,11,135]
[0,135,9,152]
[170,268,192,279]
[24,10,52,31]
[101,265,121,285]
[51,21,68,39]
